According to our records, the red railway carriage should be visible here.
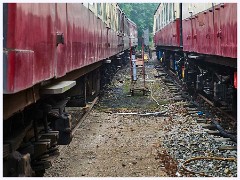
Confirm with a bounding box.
[3,3,138,176]
[153,3,237,117]
[3,3,137,120]
[154,3,237,58]
[128,18,138,46]
[3,3,132,94]
[153,3,181,48]
[181,3,237,58]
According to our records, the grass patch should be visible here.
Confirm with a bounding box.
[123,79,131,94]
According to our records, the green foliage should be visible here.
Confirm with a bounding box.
[119,3,158,46]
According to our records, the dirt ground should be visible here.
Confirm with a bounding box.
[44,57,237,177]
[44,58,172,177]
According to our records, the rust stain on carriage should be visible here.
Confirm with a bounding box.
[198,20,205,26]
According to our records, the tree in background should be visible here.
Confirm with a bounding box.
[119,3,158,48]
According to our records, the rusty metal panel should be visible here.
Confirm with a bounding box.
[14,51,34,93]
[80,4,87,67]
[162,28,166,45]
[112,29,116,55]
[176,19,180,47]
[112,31,115,55]
[206,9,215,55]
[105,26,108,58]
[89,10,96,64]
[4,51,34,94]
[4,3,56,93]
[158,29,162,46]
[114,31,118,53]
[191,17,198,52]
[106,27,110,57]
[101,19,106,59]
[30,4,56,83]
[94,12,98,62]
[182,19,192,52]
[82,5,87,65]
[166,24,172,46]
[165,24,171,46]
[66,5,73,73]
[219,3,237,58]
[165,26,169,46]
[159,28,164,45]
[96,18,102,61]
[100,18,104,59]
[68,4,80,70]
[110,31,117,55]
[55,3,68,77]
[160,30,163,46]
[107,22,111,56]
[84,6,89,66]
[213,4,221,56]
[171,22,176,46]
[195,11,208,54]
[171,19,180,47]
[164,27,168,45]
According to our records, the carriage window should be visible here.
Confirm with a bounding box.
[161,9,164,27]
[118,10,121,32]
[111,5,114,30]
[103,3,106,21]
[163,6,166,26]
[97,3,102,16]
[156,17,158,31]
[169,3,172,21]
[166,4,168,23]
[158,14,160,29]
[163,5,165,26]
[115,12,118,31]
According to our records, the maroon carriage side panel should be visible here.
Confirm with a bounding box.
[4,3,135,94]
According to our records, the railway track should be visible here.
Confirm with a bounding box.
[58,97,99,152]
[154,64,237,177]
[156,65,237,140]
[40,58,236,177]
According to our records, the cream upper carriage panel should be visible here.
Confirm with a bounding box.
[182,3,212,20]
[154,3,180,33]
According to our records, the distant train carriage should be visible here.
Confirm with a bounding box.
[153,3,237,115]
